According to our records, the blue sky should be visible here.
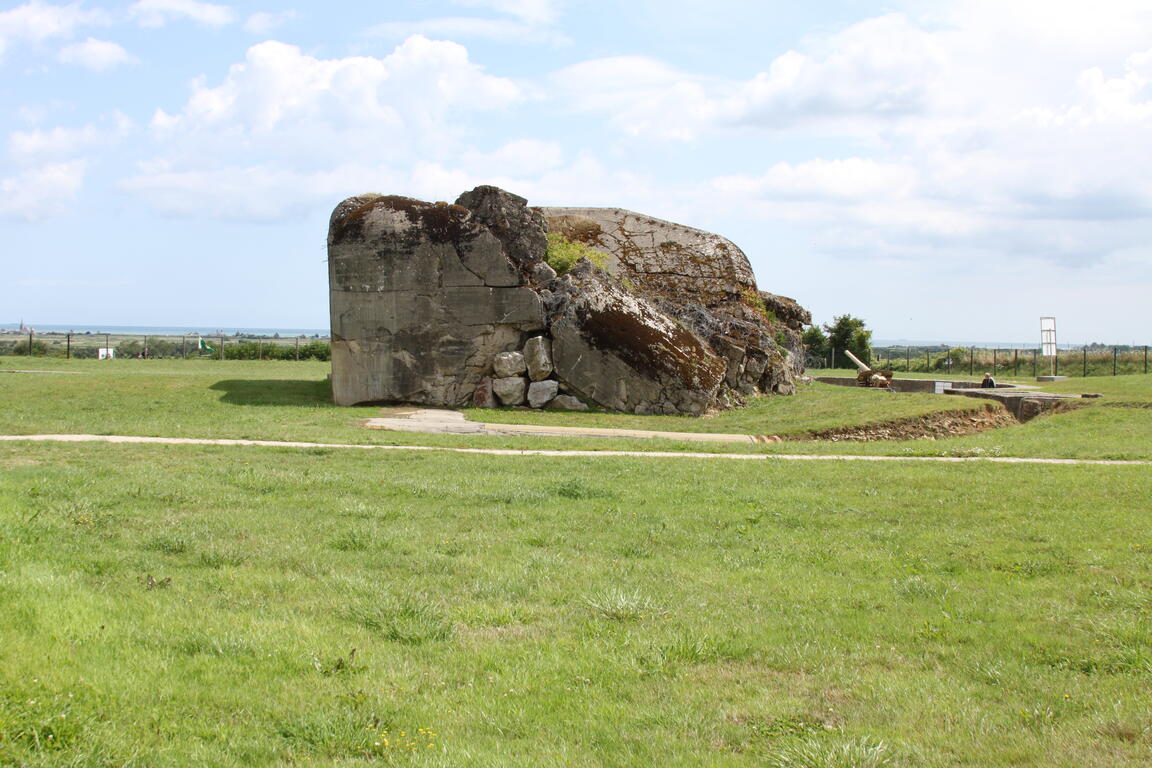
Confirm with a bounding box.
[2,0,1151,344]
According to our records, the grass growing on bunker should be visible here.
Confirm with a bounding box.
[1,441,1151,766]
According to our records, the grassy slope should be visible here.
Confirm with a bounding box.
[2,442,1150,767]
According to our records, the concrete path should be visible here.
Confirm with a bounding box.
[0,433,1146,465]
[363,408,779,443]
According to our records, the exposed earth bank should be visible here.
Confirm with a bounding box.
[793,404,1021,442]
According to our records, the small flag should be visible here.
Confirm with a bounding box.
[197,337,214,353]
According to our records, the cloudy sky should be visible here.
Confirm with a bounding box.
[2,0,1150,344]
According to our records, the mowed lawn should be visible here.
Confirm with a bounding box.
[1,359,1151,766]
[2,357,1152,460]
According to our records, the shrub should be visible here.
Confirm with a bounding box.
[545,233,608,275]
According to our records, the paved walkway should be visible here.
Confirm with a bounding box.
[0,433,1146,465]
[364,408,779,443]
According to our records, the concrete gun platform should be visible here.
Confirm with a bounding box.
[363,408,780,443]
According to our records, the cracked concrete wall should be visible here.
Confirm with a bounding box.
[328,194,544,406]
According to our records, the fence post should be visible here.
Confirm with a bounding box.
[925,350,930,371]
[1032,349,1037,377]
[1083,347,1087,377]
[1014,349,1018,377]
[1146,345,1149,375]
[181,336,186,358]
[969,347,974,376]
[295,335,300,361]
[1055,349,1059,376]
[27,330,33,356]
[1113,347,1118,376]
[66,332,71,360]
[906,346,911,371]
[219,335,224,361]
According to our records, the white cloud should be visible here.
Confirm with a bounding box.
[243,10,296,35]
[369,0,567,45]
[8,113,133,163]
[550,56,716,139]
[0,0,106,58]
[546,6,1152,267]
[120,163,405,219]
[130,0,236,29]
[369,17,556,45]
[452,0,561,25]
[714,158,919,202]
[57,37,135,70]
[461,139,564,176]
[553,14,944,139]
[128,36,522,218]
[720,14,945,128]
[0,160,85,219]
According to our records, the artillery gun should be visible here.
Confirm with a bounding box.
[844,349,893,388]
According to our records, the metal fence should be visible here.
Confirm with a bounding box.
[0,331,330,361]
[809,346,1151,378]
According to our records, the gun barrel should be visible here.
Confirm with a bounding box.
[844,349,869,372]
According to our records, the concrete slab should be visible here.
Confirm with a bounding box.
[362,408,766,443]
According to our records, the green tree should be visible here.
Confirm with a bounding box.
[824,314,873,368]
[802,325,829,364]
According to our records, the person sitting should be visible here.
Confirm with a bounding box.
[980,372,996,388]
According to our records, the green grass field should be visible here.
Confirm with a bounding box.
[2,359,1151,766]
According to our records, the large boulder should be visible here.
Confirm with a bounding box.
[328,186,810,413]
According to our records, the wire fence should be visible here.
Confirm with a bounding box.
[809,346,1151,378]
[0,331,331,361]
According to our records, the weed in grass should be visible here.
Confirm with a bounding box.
[585,587,667,621]
[196,549,245,568]
[54,499,116,530]
[891,575,950,600]
[435,538,466,557]
[144,574,171,589]
[364,726,439,756]
[0,689,88,753]
[312,648,360,677]
[276,708,378,757]
[174,632,256,658]
[329,528,370,552]
[1097,721,1148,743]
[346,595,453,644]
[642,632,724,673]
[748,714,834,740]
[768,738,897,768]
[549,478,613,499]
[143,534,190,555]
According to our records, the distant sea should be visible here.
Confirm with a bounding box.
[2,323,329,337]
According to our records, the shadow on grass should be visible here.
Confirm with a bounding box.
[210,379,333,406]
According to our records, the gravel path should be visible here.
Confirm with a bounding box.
[1,433,1147,465]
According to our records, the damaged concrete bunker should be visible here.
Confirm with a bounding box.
[328,185,810,415]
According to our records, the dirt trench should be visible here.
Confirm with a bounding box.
[791,404,1019,443]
